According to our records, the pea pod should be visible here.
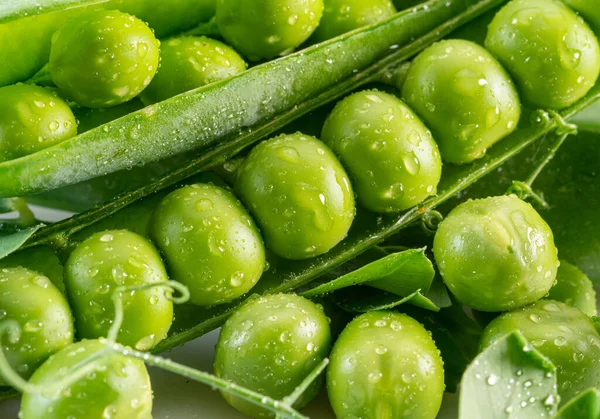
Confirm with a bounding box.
[0,0,504,198]
[0,0,216,87]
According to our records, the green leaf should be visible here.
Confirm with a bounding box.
[570,98,600,133]
[0,198,14,213]
[459,332,558,419]
[555,388,600,419]
[333,287,439,312]
[300,248,434,298]
[0,225,44,261]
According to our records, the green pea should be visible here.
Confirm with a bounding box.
[216,0,324,60]
[49,10,160,108]
[321,90,442,213]
[433,195,559,312]
[74,99,145,134]
[0,267,73,386]
[214,294,331,417]
[310,0,397,42]
[548,261,597,316]
[20,340,152,419]
[0,84,76,162]
[485,0,600,109]
[148,183,265,306]
[402,39,521,164]
[64,230,172,351]
[481,300,600,404]
[327,311,445,419]
[235,133,355,260]
[140,36,247,105]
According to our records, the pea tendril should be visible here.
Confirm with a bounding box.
[508,110,579,208]
[0,283,327,418]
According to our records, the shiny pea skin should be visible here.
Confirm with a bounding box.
[235,133,355,260]
[20,340,152,419]
[433,195,559,312]
[485,0,600,109]
[214,294,331,417]
[0,84,76,162]
[481,300,600,404]
[0,267,73,386]
[49,10,160,108]
[327,311,445,419]
[140,36,247,105]
[402,39,521,164]
[310,0,396,42]
[321,90,442,213]
[216,0,324,60]
[561,0,600,35]
[64,230,173,351]
[548,261,597,316]
[148,183,265,306]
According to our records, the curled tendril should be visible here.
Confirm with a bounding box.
[108,281,190,342]
[0,320,109,396]
[548,110,578,137]
[421,210,444,235]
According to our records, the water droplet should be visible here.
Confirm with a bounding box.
[401,372,415,383]
[230,271,245,287]
[24,320,43,333]
[390,321,402,331]
[195,198,214,212]
[306,342,315,351]
[374,320,387,327]
[402,152,420,175]
[368,371,383,383]
[275,146,300,163]
[375,345,387,355]
[407,130,422,146]
[100,233,114,242]
[149,295,159,305]
[554,336,567,347]
[48,121,60,132]
[135,334,156,351]
[487,374,499,386]
[137,42,148,58]
[529,314,541,323]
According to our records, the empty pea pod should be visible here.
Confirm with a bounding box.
[147,183,265,306]
[321,89,442,213]
[64,230,173,351]
[235,133,355,260]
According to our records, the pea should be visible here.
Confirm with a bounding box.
[64,230,173,351]
[548,261,597,316]
[327,311,445,419]
[321,90,442,213]
[310,0,397,43]
[0,84,76,162]
[20,340,152,419]
[433,195,559,312]
[402,39,521,164]
[235,133,355,260]
[0,267,73,386]
[214,294,331,417]
[140,36,247,105]
[216,0,324,60]
[147,184,265,306]
[485,0,600,109]
[481,300,600,404]
[49,10,160,108]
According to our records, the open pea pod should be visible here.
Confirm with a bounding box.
[0,0,216,87]
[0,0,505,199]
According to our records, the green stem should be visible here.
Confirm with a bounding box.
[25,64,53,86]
[11,198,36,227]
[100,339,307,419]
[375,61,411,88]
[508,110,578,208]
[282,358,329,405]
